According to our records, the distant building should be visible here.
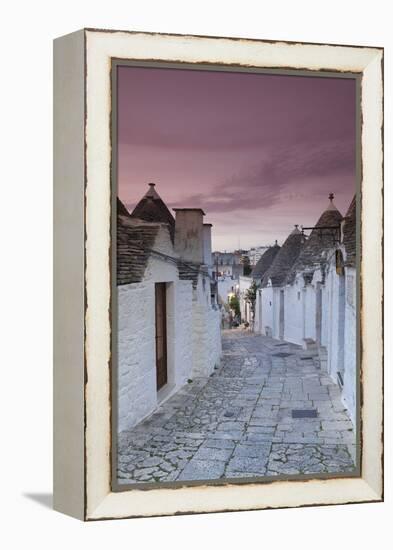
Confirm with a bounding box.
[212,251,243,279]
[117,185,222,431]
[248,245,271,266]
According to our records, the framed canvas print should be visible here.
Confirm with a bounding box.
[53,28,383,520]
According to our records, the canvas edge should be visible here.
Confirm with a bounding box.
[53,29,383,521]
[53,29,86,520]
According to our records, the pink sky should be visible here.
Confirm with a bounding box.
[117,65,356,251]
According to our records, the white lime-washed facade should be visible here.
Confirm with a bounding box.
[252,196,357,422]
[117,186,221,432]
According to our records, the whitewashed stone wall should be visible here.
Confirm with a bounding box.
[254,289,263,333]
[342,267,356,423]
[118,225,222,432]
[172,280,194,386]
[283,282,303,344]
[117,227,194,432]
[191,273,222,378]
[325,259,342,381]
[321,283,329,348]
[118,281,156,432]
[303,284,316,342]
[260,285,274,337]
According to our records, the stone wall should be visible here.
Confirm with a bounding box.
[191,274,222,378]
[117,281,156,432]
[260,285,274,337]
[117,225,222,432]
[117,227,195,432]
[283,281,303,344]
[342,267,357,423]
[254,289,262,333]
[325,258,342,381]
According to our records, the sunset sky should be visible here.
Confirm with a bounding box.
[117,65,356,251]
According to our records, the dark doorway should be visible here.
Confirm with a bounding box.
[155,283,168,390]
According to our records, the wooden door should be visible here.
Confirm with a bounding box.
[155,283,168,390]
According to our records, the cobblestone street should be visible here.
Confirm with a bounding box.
[117,329,356,484]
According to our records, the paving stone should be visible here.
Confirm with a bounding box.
[117,330,356,484]
[226,456,268,473]
[232,443,271,458]
[192,447,233,462]
[177,459,226,480]
[201,438,236,450]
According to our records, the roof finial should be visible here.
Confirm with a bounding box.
[144,182,160,200]
[294,224,299,229]
[275,239,278,246]
[329,192,334,202]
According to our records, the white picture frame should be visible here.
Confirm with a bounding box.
[53,28,383,521]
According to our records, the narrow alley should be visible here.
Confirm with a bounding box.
[117,329,356,484]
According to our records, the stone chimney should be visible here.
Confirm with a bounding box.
[173,208,205,264]
[203,223,213,267]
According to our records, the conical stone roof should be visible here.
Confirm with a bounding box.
[342,195,356,267]
[117,216,161,285]
[130,183,175,241]
[117,197,131,217]
[261,226,304,287]
[286,194,343,283]
[251,243,281,281]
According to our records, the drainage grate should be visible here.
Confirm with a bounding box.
[292,409,318,419]
[223,411,235,418]
[272,352,293,358]
[275,343,288,347]
[300,356,313,361]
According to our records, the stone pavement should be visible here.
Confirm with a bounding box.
[117,329,356,484]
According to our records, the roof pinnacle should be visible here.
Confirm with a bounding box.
[291,224,301,235]
[326,192,339,212]
[144,182,160,200]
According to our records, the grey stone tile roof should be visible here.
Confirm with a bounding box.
[130,183,175,242]
[251,244,281,281]
[262,228,304,287]
[177,263,203,288]
[117,211,206,288]
[117,215,160,285]
[117,197,131,217]
[342,195,356,267]
[286,202,343,283]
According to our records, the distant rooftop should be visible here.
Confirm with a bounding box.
[287,194,343,282]
[342,195,356,267]
[251,243,281,281]
[129,183,175,242]
[262,226,303,287]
